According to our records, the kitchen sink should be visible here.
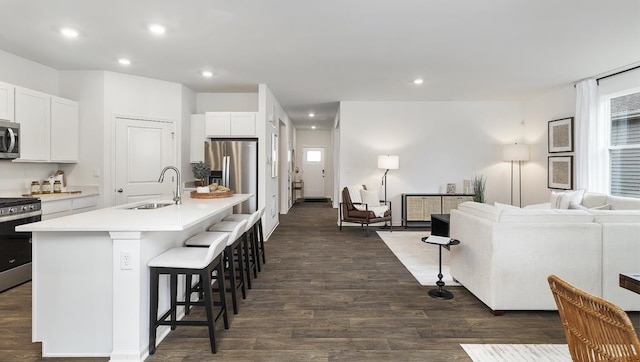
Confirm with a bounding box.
[126,202,174,210]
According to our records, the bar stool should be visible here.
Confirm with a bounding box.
[209,217,258,290]
[224,207,265,270]
[148,233,228,355]
[187,219,247,314]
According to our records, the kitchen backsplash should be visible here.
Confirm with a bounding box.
[0,162,62,195]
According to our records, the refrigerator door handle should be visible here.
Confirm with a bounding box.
[223,156,230,188]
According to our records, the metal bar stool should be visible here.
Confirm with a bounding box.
[224,207,265,272]
[209,217,258,290]
[187,219,247,315]
[148,233,228,355]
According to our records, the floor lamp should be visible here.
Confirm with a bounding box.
[503,144,529,206]
[378,155,399,228]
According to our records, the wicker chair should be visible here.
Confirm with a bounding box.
[547,274,640,362]
[339,186,391,236]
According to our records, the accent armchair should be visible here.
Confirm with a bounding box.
[339,186,392,236]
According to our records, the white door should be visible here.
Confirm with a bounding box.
[302,147,325,198]
[114,116,176,205]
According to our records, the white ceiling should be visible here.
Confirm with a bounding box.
[1,0,639,129]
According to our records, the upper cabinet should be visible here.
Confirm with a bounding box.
[205,112,256,137]
[14,87,79,163]
[0,82,15,122]
[50,96,79,162]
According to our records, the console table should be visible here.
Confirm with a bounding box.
[619,273,640,295]
[292,181,304,203]
[401,193,474,228]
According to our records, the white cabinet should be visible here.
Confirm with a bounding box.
[205,112,256,137]
[41,195,98,220]
[14,87,79,163]
[189,114,205,163]
[0,81,15,121]
[15,87,50,161]
[50,97,79,162]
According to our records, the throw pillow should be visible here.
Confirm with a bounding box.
[360,189,380,207]
[568,201,612,210]
[551,189,586,209]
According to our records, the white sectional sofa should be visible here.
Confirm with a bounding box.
[449,191,640,313]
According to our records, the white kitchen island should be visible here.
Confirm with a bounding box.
[17,194,252,362]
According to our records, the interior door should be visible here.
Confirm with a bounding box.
[302,147,325,198]
[114,116,176,205]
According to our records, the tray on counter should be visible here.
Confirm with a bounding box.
[190,190,233,199]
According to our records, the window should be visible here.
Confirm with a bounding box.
[609,91,640,198]
[306,150,321,162]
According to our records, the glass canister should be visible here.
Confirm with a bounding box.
[42,180,52,194]
[31,181,41,194]
[53,180,62,193]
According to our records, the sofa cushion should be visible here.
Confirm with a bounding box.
[499,209,594,223]
[494,202,521,211]
[550,189,585,209]
[589,210,640,223]
[568,201,611,210]
[581,192,608,208]
[456,201,502,221]
[606,195,640,210]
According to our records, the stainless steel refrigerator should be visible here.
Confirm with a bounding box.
[205,139,258,214]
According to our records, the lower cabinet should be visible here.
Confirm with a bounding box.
[41,195,98,221]
[401,193,474,228]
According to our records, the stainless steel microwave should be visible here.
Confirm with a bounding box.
[0,120,20,159]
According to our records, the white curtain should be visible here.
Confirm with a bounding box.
[575,78,608,192]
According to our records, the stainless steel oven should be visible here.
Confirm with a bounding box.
[0,120,20,159]
[0,198,41,292]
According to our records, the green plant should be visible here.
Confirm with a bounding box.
[191,161,210,184]
[472,174,487,203]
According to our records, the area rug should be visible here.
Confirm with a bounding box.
[377,231,458,286]
[460,344,570,361]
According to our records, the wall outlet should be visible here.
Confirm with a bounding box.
[120,251,133,270]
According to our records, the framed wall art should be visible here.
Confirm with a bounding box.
[548,156,573,190]
[548,117,574,153]
[446,183,456,194]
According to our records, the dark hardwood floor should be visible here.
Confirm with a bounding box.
[2,201,638,361]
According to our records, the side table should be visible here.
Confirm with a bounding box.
[292,181,304,203]
[421,235,460,300]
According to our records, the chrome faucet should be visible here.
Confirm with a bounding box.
[158,166,182,205]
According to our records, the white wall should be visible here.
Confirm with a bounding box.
[180,85,197,184]
[522,85,576,205]
[0,49,58,95]
[339,101,527,224]
[197,93,258,113]
[295,129,334,199]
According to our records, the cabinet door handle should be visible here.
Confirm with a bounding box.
[117,188,123,193]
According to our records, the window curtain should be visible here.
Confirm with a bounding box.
[575,78,607,192]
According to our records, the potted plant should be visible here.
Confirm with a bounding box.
[472,174,487,203]
[191,161,210,187]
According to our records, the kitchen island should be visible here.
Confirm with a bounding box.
[17,194,252,361]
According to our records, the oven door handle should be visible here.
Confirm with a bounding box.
[0,210,42,223]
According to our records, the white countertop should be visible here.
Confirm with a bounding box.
[29,191,100,202]
[17,193,251,232]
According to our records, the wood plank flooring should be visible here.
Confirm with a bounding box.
[1,201,638,361]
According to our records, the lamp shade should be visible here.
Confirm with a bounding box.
[378,155,399,170]
[503,144,529,161]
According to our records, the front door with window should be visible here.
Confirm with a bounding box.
[302,147,325,199]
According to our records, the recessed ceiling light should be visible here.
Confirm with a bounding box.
[60,28,79,38]
[308,113,315,117]
[118,58,131,65]
[311,126,316,130]
[414,78,424,85]
[148,24,166,35]
[202,71,213,77]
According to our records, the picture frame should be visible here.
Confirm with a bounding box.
[548,156,573,190]
[446,183,456,194]
[548,117,574,153]
[271,133,278,178]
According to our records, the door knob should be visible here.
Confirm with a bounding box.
[117,188,123,193]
